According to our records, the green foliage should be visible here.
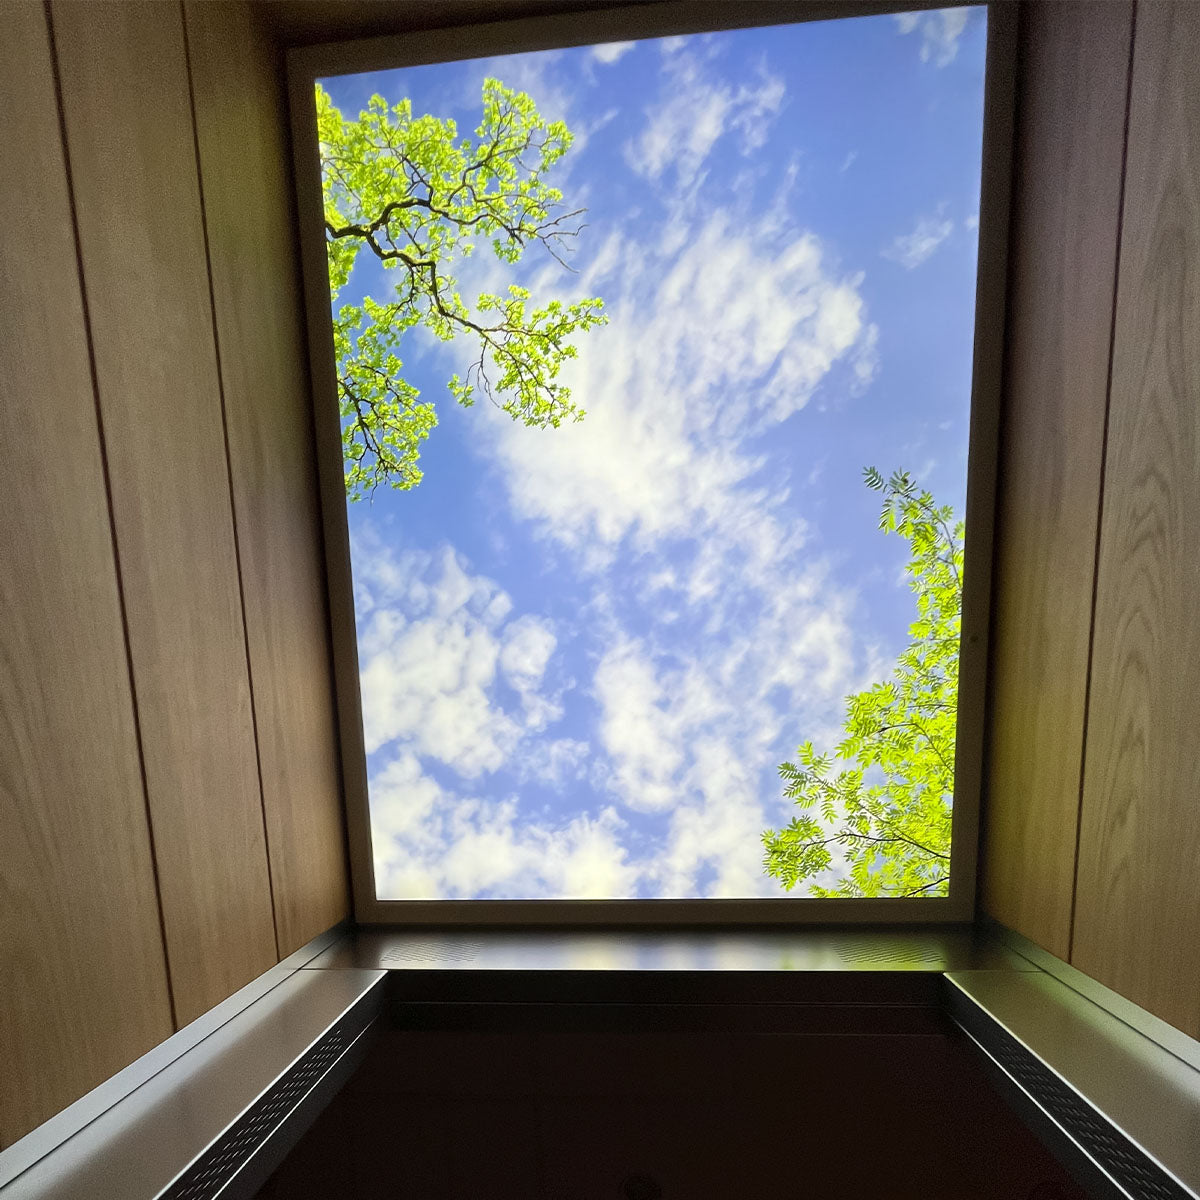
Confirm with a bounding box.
[762,468,963,897]
[318,79,607,499]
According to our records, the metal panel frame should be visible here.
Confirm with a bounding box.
[8,923,1195,1199]
[286,1,1017,925]
[0,964,384,1200]
[981,916,1200,1078]
[945,970,1200,1199]
[0,922,348,1189]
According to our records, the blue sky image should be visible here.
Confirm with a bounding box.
[321,7,986,900]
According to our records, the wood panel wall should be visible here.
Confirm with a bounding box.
[0,0,347,1145]
[984,0,1200,1039]
[54,0,279,1027]
[1070,0,1200,1037]
[982,1,1133,959]
[185,1,349,956]
[0,0,175,1145]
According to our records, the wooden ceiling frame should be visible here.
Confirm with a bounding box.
[286,1,1016,926]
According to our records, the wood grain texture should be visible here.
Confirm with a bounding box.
[1072,0,1200,1038]
[981,1,1133,957]
[52,0,278,1025]
[185,0,349,955]
[0,1,174,1143]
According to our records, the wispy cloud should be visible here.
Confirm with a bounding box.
[591,40,635,65]
[353,33,943,900]
[356,542,640,899]
[893,7,970,68]
[883,210,954,269]
[456,180,881,895]
[626,50,785,188]
[370,751,637,899]
[354,540,560,775]
[485,211,872,559]
[364,190,881,895]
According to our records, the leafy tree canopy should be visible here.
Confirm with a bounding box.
[762,468,962,898]
[318,79,606,499]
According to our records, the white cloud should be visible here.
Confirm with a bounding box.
[591,40,635,65]
[354,539,564,775]
[516,736,591,787]
[593,636,689,813]
[358,39,909,900]
[500,614,556,690]
[626,51,785,188]
[883,211,954,269]
[484,211,870,561]
[589,588,859,896]
[893,7,970,68]
[435,120,887,895]
[853,322,881,391]
[371,750,637,899]
[500,613,562,731]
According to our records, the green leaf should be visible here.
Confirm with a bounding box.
[318,78,607,500]
[762,468,960,899]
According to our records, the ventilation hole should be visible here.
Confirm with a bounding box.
[381,939,484,964]
[159,1010,362,1200]
[833,942,946,965]
[970,1015,1188,1200]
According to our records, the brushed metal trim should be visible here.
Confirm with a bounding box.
[302,926,1033,973]
[204,1019,375,1200]
[0,967,382,1200]
[981,916,1200,1076]
[952,1018,1141,1200]
[157,1011,378,1200]
[350,895,976,924]
[946,970,1200,1199]
[0,920,351,1190]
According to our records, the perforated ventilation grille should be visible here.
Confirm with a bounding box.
[381,939,484,964]
[159,1013,360,1200]
[966,1010,1188,1200]
[833,942,946,966]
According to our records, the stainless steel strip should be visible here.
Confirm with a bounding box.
[946,970,1200,1199]
[0,920,350,1188]
[952,1017,1141,1200]
[304,926,1033,973]
[159,1012,378,1200]
[981,916,1200,1077]
[0,968,383,1200]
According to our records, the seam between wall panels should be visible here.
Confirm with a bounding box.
[179,0,281,963]
[250,4,355,929]
[1068,0,1139,965]
[975,0,1025,925]
[43,0,180,1030]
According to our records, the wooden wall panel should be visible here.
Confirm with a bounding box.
[981,1,1132,957]
[52,0,278,1025]
[185,0,349,954]
[1072,0,1200,1038]
[0,1,174,1143]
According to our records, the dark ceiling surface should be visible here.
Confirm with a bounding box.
[254,0,947,50]
[255,1025,1092,1200]
[256,0,639,48]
